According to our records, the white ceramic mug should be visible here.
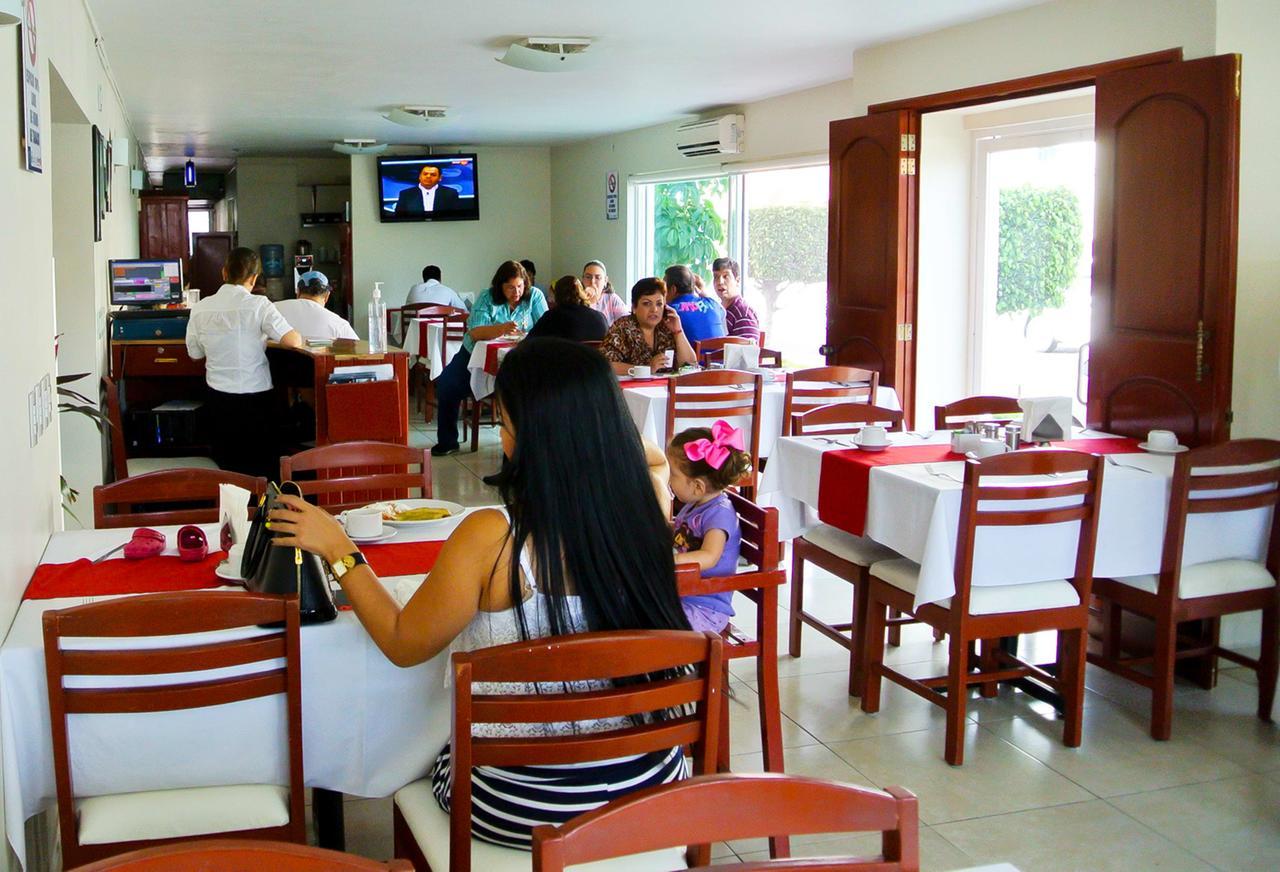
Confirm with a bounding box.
[226,543,245,569]
[661,350,675,369]
[859,425,889,446]
[951,432,982,454]
[628,365,652,378]
[973,438,1008,459]
[344,508,384,539]
[1147,429,1179,450]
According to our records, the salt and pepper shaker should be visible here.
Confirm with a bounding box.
[1004,425,1022,451]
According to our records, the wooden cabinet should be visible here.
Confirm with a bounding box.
[111,341,204,378]
[139,194,191,276]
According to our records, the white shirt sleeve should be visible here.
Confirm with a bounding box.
[185,316,206,359]
[259,298,293,341]
[335,316,359,341]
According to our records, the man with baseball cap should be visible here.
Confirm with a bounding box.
[275,271,359,341]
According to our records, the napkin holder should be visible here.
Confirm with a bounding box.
[241,482,337,625]
[1018,396,1073,444]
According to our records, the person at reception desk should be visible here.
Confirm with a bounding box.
[186,247,303,477]
[275,271,359,341]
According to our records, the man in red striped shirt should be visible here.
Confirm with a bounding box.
[712,257,761,342]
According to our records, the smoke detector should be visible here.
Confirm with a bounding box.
[384,106,448,128]
[497,37,595,72]
[332,138,388,156]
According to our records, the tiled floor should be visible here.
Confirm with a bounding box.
[335,419,1280,871]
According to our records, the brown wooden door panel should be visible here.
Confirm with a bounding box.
[826,110,917,415]
[1088,54,1240,446]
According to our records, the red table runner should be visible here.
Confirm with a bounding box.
[816,437,1143,537]
[24,540,447,600]
[483,341,519,375]
[618,376,670,390]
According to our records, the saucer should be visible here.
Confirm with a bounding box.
[214,560,246,582]
[345,528,397,544]
[853,441,890,452]
[1138,442,1188,455]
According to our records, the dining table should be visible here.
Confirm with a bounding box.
[0,511,482,870]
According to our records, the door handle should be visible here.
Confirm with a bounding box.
[1075,342,1090,405]
[153,358,179,364]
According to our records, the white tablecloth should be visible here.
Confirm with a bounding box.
[758,434,1274,609]
[622,379,900,459]
[401,320,462,382]
[0,513,484,868]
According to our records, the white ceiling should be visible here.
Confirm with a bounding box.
[89,0,1047,162]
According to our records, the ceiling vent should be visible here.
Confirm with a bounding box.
[384,106,448,128]
[676,115,745,158]
[332,138,388,156]
[497,37,594,72]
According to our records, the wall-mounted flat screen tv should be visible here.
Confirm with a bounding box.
[377,154,479,222]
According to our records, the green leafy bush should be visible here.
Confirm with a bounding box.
[653,179,727,278]
[997,185,1083,322]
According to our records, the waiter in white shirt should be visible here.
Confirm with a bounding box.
[186,247,303,478]
[404,264,469,309]
[276,271,359,340]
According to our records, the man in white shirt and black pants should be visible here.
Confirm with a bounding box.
[186,248,302,479]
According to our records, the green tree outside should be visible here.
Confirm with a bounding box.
[997,184,1083,332]
[653,178,728,279]
[746,204,827,330]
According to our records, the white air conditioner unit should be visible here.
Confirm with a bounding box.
[676,114,744,158]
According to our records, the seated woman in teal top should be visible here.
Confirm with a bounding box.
[432,261,547,456]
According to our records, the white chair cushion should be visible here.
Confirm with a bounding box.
[76,783,290,846]
[1112,558,1277,599]
[394,778,688,871]
[870,558,1080,615]
[126,456,220,477]
[802,524,898,568]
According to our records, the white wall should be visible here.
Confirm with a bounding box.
[350,147,552,331]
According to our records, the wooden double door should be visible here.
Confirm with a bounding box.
[827,54,1241,445]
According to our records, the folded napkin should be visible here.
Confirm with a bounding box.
[721,343,761,370]
[1020,396,1073,442]
[219,483,253,549]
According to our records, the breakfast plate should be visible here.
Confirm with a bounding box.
[359,499,464,527]
[1137,442,1188,454]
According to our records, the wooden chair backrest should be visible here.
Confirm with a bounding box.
[791,402,904,437]
[396,302,462,344]
[694,335,753,367]
[953,450,1104,619]
[42,594,305,859]
[93,468,268,529]
[933,395,1022,430]
[782,367,880,436]
[677,491,783,599]
[280,440,431,512]
[450,630,724,872]
[532,773,919,871]
[664,370,764,491]
[70,839,413,871]
[1159,438,1280,598]
[101,376,129,484]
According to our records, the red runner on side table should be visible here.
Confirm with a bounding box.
[483,341,519,375]
[816,437,1143,537]
[24,540,448,600]
[617,376,670,390]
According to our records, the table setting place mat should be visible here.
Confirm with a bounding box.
[817,436,1144,537]
[24,539,447,601]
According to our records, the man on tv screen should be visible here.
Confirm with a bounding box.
[394,164,461,215]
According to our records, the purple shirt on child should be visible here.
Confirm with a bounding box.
[674,493,740,616]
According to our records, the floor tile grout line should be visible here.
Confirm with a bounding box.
[1100,793,1233,871]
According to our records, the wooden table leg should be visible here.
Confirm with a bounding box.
[313,788,346,850]
[755,586,790,859]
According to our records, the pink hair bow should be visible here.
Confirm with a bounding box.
[683,420,744,470]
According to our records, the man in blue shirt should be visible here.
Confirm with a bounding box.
[663,265,725,345]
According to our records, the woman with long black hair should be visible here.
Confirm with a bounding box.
[268,337,690,849]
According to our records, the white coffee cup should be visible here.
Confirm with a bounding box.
[859,425,889,446]
[973,438,1008,459]
[1146,429,1179,450]
[226,543,245,569]
[661,350,675,369]
[951,432,982,454]
[628,365,652,378]
[344,508,384,539]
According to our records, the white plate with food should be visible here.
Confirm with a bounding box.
[361,499,465,527]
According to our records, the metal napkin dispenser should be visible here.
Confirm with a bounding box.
[241,482,337,624]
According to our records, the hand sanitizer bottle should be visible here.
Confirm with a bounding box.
[368,282,388,353]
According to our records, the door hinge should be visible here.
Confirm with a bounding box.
[901,133,917,152]
[899,158,916,176]
[896,323,913,342]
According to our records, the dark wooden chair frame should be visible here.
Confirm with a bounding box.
[407,306,469,421]
[93,468,268,529]
[789,401,903,437]
[69,838,413,871]
[43,592,306,868]
[532,772,920,871]
[280,441,432,513]
[860,450,1104,765]
[694,334,782,369]
[1088,438,1280,740]
[781,366,882,436]
[664,369,764,500]
[933,395,1022,431]
[392,630,725,872]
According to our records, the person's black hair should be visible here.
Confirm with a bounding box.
[493,337,690,639]
[551,275,588,308]
[711,257,740,280]
[519,259,536,279]
[224,248,261,285]
[488,260,532,306]
[663,264,695,296]
[422,265,442,282]
[630,276,666,309]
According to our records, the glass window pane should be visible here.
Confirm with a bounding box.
[188,208,211,254]
[651,178,729,280]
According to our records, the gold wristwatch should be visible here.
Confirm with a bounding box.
[330,551,369,579]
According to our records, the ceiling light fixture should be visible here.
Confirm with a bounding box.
[183,160,197,188]
[384,106,448,128]
[332,138,388,156]
[497,37,594,73]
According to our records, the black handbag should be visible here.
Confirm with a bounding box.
[241,481,337,625]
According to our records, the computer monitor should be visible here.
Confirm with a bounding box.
[109,259,183,307]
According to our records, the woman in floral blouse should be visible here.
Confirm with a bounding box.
[600,277,697,375]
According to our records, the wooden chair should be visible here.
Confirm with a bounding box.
[781,367,882,436]
[1088,438,1280,740]
[43,592,305,868]
[391,301,450,346]
[102,376,219,483]
[790,401,904,437]
[409,306,469,420]
[532,773,920,872]
[860,450,1104,765]
[391,630,725,872]
[933,395,1022,430]
[93,468,268,529]
[69,839,413,871]
[280,440,431,513]
[664,369,764,500]
[695,334,782,368]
